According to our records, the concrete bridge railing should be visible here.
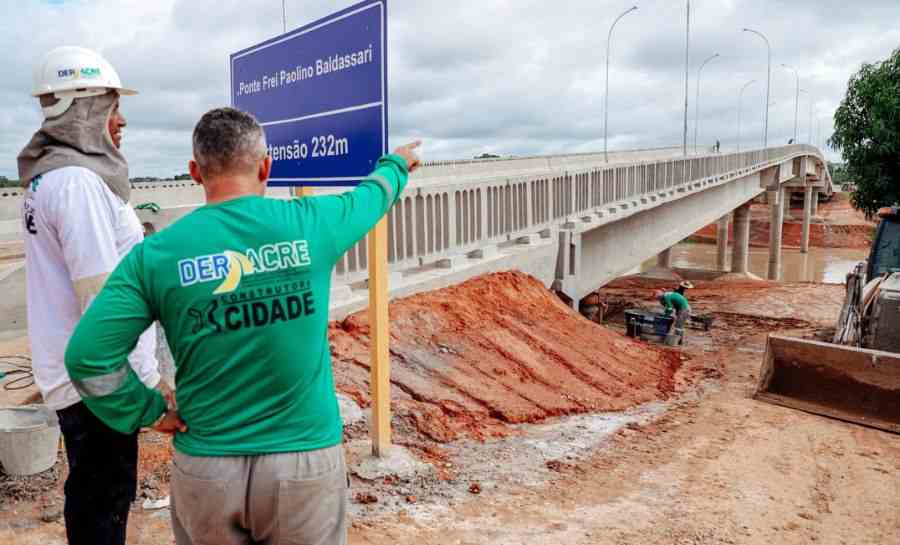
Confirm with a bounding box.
[334,144,827,285]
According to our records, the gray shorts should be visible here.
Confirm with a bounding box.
[170,444,348,545]
[674,309,691,330]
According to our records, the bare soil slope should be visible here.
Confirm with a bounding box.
[330,271,685,443]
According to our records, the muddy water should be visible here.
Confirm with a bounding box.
[643,242,867,284]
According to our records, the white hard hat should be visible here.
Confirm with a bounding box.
[32,46,137,118]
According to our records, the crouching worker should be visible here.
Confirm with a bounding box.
[655,289,691,344]
[65,107,420,545]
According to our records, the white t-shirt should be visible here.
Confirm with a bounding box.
[23,166,159,411]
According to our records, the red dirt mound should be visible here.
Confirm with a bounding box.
[605,275,776,293]
[691,198,876,249]
[603,276,777,307]
[329,272,684,443]
[692,219,874,249]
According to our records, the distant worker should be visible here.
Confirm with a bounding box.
[655,288,691,342]
[17,46,164,545]
[65,107,421,545]
[715,139,721,153]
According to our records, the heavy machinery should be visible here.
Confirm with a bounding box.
[756,206,900,433]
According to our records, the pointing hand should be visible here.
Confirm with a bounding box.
[394,141,422,173]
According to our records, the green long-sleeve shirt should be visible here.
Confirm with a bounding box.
[65,154,409,456]
[660,291,691,315]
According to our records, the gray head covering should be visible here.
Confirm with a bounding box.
[17,91,130,202]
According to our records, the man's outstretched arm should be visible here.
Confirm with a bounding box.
[309,142,421,260]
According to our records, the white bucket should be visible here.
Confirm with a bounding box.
[0,406,60,476]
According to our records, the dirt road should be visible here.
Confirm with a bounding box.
[352,347,900,545]
[349,281,900,545]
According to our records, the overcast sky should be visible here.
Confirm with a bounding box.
[1,0,898,178]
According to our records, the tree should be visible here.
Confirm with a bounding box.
[830,47,900,218]
[0,176,19,188]
[828,162,849,184]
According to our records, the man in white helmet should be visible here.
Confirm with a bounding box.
[17,46,165,545]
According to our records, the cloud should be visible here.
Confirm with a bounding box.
[1,0,898,178]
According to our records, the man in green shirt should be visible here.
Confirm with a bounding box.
[655,288,692,341]
[65,107,420,545]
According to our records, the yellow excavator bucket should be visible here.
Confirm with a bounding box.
[755,335,900,434]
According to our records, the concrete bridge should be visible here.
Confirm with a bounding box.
[0,143,832,319]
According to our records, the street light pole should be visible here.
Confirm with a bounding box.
[817,117,822,150]
[604,5,638,163]
[682,0,691,156]
[282,0,287,32]
[693,53,720,152]
[818,117,830,150]
[743,28,771,148]
[737,80,756,152]
[799,88,810,144]
[807,95,814,145]
[782,64,800,143]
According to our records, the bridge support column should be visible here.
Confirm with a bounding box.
[731,203,751,275]
[767,187,784,280]
[783,190,793,221]
[553,229,581,308]
[801,186,813,254]
[811,188,819,217]
[657,248,673,269]
[716,214,730,271]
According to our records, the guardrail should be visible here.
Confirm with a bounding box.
[334,144,827,283]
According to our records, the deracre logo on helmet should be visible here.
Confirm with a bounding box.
[57,67,102,80]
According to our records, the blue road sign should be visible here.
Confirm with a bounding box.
[230,0,387,186]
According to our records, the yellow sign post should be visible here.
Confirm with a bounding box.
[367,217,391,456]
